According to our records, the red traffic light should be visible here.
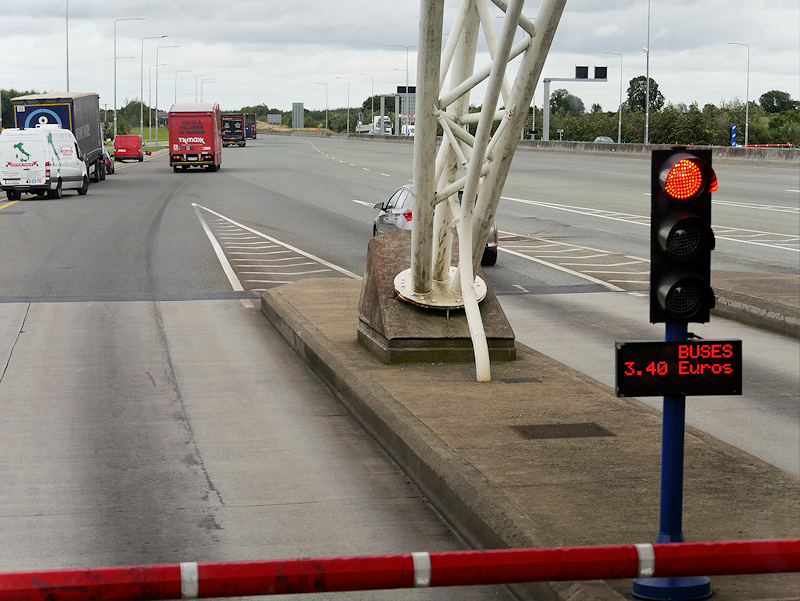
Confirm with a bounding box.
[650,148,716,323]
[659,154,717,200]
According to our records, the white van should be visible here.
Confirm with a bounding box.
[0,127,89,200]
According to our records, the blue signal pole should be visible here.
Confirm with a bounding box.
[633,322,711,600]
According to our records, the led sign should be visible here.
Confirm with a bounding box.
[615,339,742,397]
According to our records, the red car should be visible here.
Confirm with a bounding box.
[103,148,115,175]
[113,135,143,162]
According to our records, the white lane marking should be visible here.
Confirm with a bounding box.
[714,199,799,214]
[194,204,362,280]
[381,173,391,177]
[180,562,199,599]
[501,197,799,253]
[499,246,625,291]
[241,269,332,276]
[352,199,377,208]
[192,205,244,292]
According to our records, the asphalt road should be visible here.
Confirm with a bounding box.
[0,149,513,599]
[0,137,796,588]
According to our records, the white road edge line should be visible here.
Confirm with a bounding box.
[194,204,362,280]
[192,204,244,292]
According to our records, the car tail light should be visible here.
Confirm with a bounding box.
[403,209,413,222]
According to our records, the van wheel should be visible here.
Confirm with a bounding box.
[48,181,62,199]
[77,176,89,196]
[139,155,143,162]
[6,190,21,201]
[99,163,106,181]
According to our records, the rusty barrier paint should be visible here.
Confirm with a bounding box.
[0,539,797,600]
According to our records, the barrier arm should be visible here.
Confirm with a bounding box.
[1,540,797,600]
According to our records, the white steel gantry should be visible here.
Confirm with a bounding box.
[396,0,567,381]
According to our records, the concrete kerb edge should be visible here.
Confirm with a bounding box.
[260,288,625,601]
[712,291,800,338]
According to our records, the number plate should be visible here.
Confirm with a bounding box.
[615,339,742,397]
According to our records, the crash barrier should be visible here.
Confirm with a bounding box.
[0,539,797,600]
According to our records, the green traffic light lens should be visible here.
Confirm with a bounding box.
[665,279,703,317]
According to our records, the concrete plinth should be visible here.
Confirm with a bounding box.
[357,230,516,364]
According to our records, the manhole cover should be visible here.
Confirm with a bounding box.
[511,422,615,440]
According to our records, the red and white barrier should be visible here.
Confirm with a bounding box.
[0,539,797,600]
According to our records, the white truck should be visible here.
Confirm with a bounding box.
[355,114,393,135]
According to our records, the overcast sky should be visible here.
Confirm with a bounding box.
[3,0,799,116]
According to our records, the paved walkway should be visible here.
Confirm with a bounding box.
[261,275,799,601]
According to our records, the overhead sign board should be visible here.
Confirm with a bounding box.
[615,339,742,397]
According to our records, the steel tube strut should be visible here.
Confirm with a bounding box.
[403,0,567,381]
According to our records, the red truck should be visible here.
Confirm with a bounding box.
[168,103,222,172]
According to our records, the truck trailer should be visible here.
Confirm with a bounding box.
[244,113,257,139]
[168,103,222,172]
[221,114,246,147]
[11,92,105,182]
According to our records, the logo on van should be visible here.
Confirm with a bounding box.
[179,137,205,144]
[6,161,39,168]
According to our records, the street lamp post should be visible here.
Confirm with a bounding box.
[148,63,166,142]
[114,17,145,138]
[200,79,214,102]
[360,73,374,124]
[155,45,179,147]
[175,70,192,104]
[66,0,70,91]
[603,51,623,144]
[316,82,328,133]
[727,42,750,147]
[141,35,167,133]
[195,75,209,102]
[644,0,651,144]
[386,43,417,91]
[336,76,350,134]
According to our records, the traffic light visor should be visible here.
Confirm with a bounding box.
[660,155,717,199]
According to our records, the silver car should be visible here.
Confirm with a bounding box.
[373,184,498,266]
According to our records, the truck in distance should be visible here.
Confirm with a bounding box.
[11,92,105,182]
[355,113,393,135]
[221,114,246,147]
[244,113,257,139]
[168,103,222,172]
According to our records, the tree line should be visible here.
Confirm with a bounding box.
[542,77,799,146]
[3,81,797,146]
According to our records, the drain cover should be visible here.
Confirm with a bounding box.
[511,422,615,440]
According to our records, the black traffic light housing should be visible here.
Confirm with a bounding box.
[650,147,717,323]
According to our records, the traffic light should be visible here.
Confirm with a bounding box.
[650,148,717,323]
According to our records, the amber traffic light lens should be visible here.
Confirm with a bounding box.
[664,159,703,199]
